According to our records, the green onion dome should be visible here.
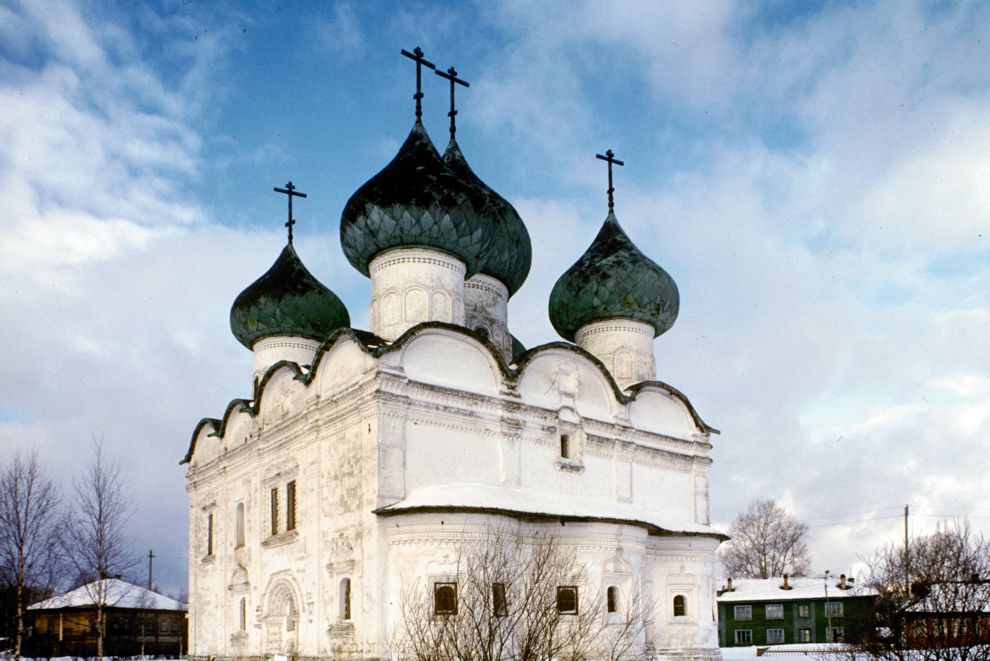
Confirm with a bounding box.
[230,243,350,349]
[548,212,679,342]
[340,121,495,277]
[444,139,532,295]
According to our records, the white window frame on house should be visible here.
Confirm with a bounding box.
[797,603,811,618]
[765,603,784,619]
[825,602,844,618]
[735,629,753,644]
[829,626,845,642]
[734,605,752,620]
[799,628,811,642]
[766,628,785,644]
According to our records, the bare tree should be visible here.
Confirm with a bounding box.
[719,499,810,579]
[395,526,650,661]
[62,440,135,660]
[0,450,63,659]
[862,520,990,661]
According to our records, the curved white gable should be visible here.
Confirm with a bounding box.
[516,348,615,422]
[313,335,376,398]
[258,368,308,425]
[190,425,221,467]
[388,329,501,397]
[628,387,697,439]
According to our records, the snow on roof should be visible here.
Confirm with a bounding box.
[28,578,186,612]
[717,576,876,602]
[375,483,725,537]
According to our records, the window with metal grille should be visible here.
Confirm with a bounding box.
[270,487,279,536]
[435,582,457,615]
[493,583,507,616]
[557,586,578,614]
[673,594,686,616]
[286,480,296,531]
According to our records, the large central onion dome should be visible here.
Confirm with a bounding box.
[340,121,495,277]
[548,212,679,341]
[230,243,350,349]
[444,139,531,295]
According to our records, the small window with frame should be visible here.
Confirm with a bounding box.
[607,586,619,613]
[560,434,570,459]
[434,582,457,616]
[734,605,752,620]
[673,594,686,617]
[766,628,785,644]
[735,629,752,645]
[556,586,579,614]
[492,582,507,617]
[797,603,811,618]
[286,480,297,531]
[765,603,784,619]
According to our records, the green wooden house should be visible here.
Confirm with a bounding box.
[717,575,876,647]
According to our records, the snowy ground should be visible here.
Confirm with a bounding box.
[721,644,864,660]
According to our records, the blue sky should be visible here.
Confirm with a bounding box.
[1,0,988,596]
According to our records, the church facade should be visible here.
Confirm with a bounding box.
[184,49,724,661]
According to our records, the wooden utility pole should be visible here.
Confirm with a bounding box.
[148,549,155,590]
[904,505,910,594]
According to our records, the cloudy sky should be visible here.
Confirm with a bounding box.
[1,0,988,596]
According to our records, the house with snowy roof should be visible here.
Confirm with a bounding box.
[716,574,877,648]
[22,578,186,657]
[183,48,724,661]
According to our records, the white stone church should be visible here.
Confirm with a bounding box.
[183,51,724,661]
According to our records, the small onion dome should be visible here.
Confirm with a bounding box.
[510,334,526,359]
[230,243,350,349]
[340,121,494,277]
[548,212,679,342]
[444,139,532,295]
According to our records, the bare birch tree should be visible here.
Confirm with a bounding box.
[719,499,810,579]
[0,450,63,659]
[861,520,990,661]
[395,526,650,661]
[62,440,135,661]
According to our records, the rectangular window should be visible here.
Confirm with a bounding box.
[286,480,297,531]
[734,629,753,645]
[270,487,279,536]
[206,513,214,556]
[766,628,785,644]
[560,434,570,459]
[797,604,811,618]
[829,626,845,642]
[825,602,844,618]
[734,605,752,621]
[799,628,811,643]
[492,582,507,617]
[556,586,579,614]
[160,618,169,633]
[765,604,784,619]
[434,582,457,615]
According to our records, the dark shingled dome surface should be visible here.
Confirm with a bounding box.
[230,243,350,349]
[340,121,495,277]
[548,213,679,341]
[444,139,532,295]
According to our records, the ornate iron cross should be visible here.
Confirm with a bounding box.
[596,149,624,213]
[401,47,436,119]
[274,181,307,244]
[435,66,470,139]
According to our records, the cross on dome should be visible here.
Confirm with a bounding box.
[596,149,624,213]
[401,47,436,120]
[435,65,470,139]
[274,181,307,244]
